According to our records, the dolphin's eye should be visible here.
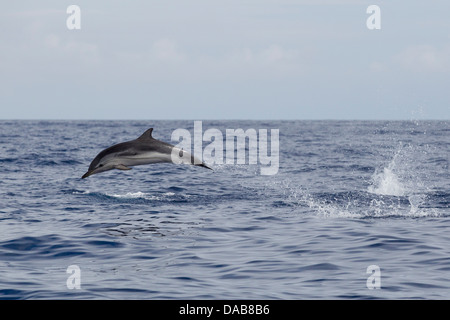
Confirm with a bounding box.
[99,164,104,167]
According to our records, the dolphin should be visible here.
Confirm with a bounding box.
[82,128,211,179]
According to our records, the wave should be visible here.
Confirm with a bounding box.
[107,191,180,201]
[288,190,445,219]
[69,189,191,204]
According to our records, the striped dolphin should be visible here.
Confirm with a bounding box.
[82,128,211,179]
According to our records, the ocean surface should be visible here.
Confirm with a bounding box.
[0,120,449,299]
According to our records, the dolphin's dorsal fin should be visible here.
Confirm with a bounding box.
[137,128,154,140]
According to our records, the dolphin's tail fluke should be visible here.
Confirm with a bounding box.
[196,162,213,170]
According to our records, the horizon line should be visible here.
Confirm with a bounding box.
[0,118,448,122]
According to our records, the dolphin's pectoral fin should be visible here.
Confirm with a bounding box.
[115,164,132,170]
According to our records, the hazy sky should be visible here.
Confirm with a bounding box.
[1,1,449,120]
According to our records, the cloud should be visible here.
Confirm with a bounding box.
[43,34,99,65]
[395,45,450,73]
[6,8,64,18]
[236,45,297,65]
[369,61,388,73]
[211,44,308,79]
[136,40,308,82]
[151,39,186,63]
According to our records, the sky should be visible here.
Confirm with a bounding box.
[1,0,449,120]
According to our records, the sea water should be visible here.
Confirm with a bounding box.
[0,120,449,299]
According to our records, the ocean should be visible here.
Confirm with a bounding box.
[0,120,449,299]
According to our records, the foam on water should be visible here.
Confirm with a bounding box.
[71,190,186,203]
[108,191,176,201]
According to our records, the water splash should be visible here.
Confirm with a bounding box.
[368,141,432,195]
[274,140,442,218]
[366,142,441,216]
[368,166,406,196]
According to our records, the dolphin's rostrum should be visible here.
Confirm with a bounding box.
[82,128,212,179]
